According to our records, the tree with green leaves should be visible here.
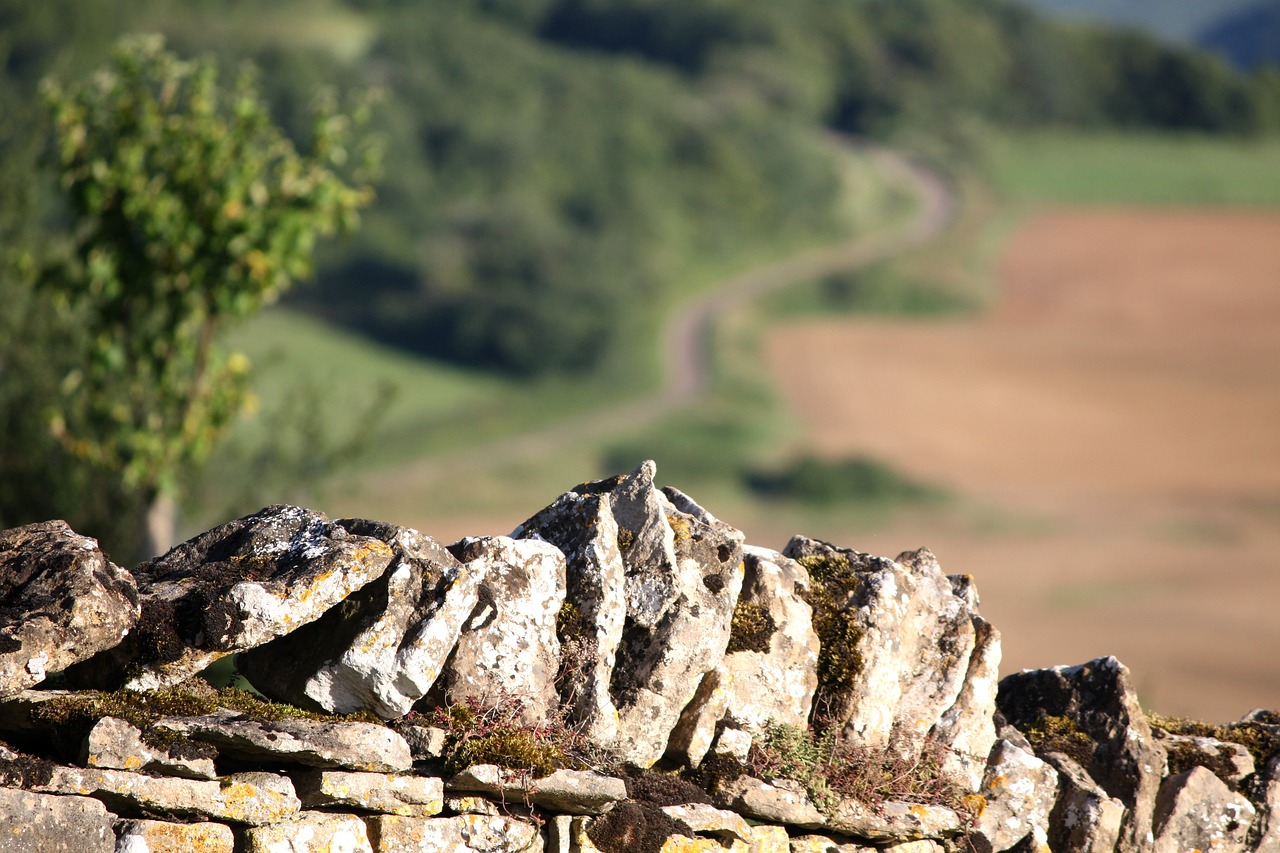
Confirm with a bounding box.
[36,34,377,558]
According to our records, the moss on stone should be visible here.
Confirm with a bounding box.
[1149,712,1280,768]
[725,598,776,655]
[1021,715,1096,767]
[796,553,864,701]
[585,800,693,853]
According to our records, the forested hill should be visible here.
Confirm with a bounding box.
[3,0,1278,377]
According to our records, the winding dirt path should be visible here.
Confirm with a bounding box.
[356,145,956,503]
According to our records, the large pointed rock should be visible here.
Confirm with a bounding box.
[781,538,978,760]
[1153,766,1254,853]
[435,535,566,722]
[998,656,1168,853]
[514,489,627,747]
[665,545,819,767]
[604,463,746,767]
[965,739,1059,853]
[0,520,139,697]
[79,506,396,691]
[238,518,481,719]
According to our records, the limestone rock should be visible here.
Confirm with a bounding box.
[437,535,567,722]
[0,520,139,697]
[965,739,1059,853]
[932,576,1001,790]
[713,775,826,829]
[100,506,396,691]
[0,786,115,853]
[83,715,217,780]
[789,837,874,853]
[238,518,483,719]
[616,465,747,767]
[780,538,976,760]
[744,823,790,853]
[661,803,753,842]
[824,796,962,842]
[244,810,374,853]
[667,546,819,768]
[1042,752,1125,853]
[33,764,300,824]
[446,795,503,816]
[1151,729,1255,788]
[1152,766,1254,853]
[1251,754,1280,853]
[114,818,236,853]
[514,488,627,746]
[448,763,627,814]
[366,813,544,852]
[293,769,444,817]
[155,710,412,772]
[998,656,1167,853]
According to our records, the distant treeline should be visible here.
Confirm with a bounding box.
[4,0,1278,375]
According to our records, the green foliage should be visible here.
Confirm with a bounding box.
[746,455,947,508]
[38,35,375,505]
[726,598,776,655]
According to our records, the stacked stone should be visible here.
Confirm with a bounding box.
[0,462,1276,852]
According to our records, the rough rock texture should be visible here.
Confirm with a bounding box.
[114,818,236,853]
[155,711,412,772]
[1252,754,1280,853]
[789,837,875,853]
[83,715,217,780]
[448,764,627,815]
[712,775,826,829]
[1043,752,1126,853]
[660,803,753,842]
[33,765,300,824]
[1154,729,1255,788]
[243,810,374,853]
[515,488,627,746]
[0,520,140,697]
[1152,766,1255,853]
[101,506,394,690]
[366,813,544,852]
[293,769,444,817]
[998,656,1168,853]
[780,538,979,761]
[825,797,962,842]
[932,574,1002,789]
[666,546,819,768]
[0,786,115,852]
[436,536,567,722]
[238,518,478,719]
[966,739,1059,853]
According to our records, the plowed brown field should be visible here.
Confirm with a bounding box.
[766,208,1280,722]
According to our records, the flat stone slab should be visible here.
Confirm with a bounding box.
[449,764,627,814]
[365,813,543,853]
[244,810,374,853]
[0,520,139,697]
[156,711,412,772]
[294,769,444,817]
[114,819,236,853]
[0,786,115,853]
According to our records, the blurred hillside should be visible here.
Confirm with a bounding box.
[4,0,1278,381]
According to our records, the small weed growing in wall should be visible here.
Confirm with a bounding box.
[746,719,974,818]
[417,693,619,778]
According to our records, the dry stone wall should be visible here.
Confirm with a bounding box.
[0,462,1278,852]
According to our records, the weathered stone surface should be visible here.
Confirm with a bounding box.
[1043,751,1125,853]
[1152,729,1255,788]
[788,837,874,853]
[0,520,139,697]
[881,843,945,853]
[780,538,976,760]
[0,786,115,853]
[114,818,235,853]
[244,810,374,853]
[446,795,503,816]
[966,739,1059,853]
[437,536,566,722]
[156,711,411,772]
[84,715,217,780]
[744,823,790,853]
[932,575,1001,790]
[1152,766,1254,853]
[1251,754,1280,853]
[661,803,753,841]
[514,489,627,747]
[998,656,1167,853]
[613,464,747,767]
[238,519,482,719]
[713,775,826,829]
[667,546,819,768]
[293,769,444,817]
[96,506,396,691]
[825,796,962,842]
[33,764,299,824]
[448,763,627,814]
[366,813,543,852]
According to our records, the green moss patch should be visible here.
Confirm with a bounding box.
[796,553,865,703]
[726,598,777,655]
[1020,715,1097,768]
[1149,713,1280,768]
